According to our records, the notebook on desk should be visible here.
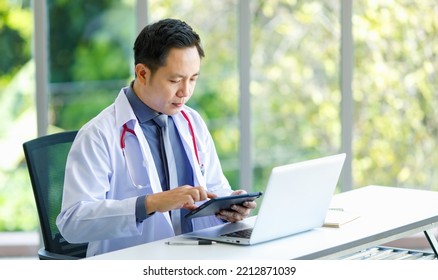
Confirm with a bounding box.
[186,153,346,245]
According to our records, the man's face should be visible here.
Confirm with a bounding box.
[137,46,201,116]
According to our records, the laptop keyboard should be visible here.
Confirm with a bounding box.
[221,228,253,239]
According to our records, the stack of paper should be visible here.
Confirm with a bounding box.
[323,208,360,228]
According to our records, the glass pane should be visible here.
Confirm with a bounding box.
[251,1,341,192]
[0,1,37,231]
[47,0,135,131]
[149,0,240,186]
[353,1,438,190]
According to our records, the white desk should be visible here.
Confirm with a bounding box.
[89,186,438,260]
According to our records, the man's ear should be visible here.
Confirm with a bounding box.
[135,64,150,84]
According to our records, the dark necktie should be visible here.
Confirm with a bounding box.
[153,115,170,190]
[153,114,181,235]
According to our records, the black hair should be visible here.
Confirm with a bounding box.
[133,18,205,75]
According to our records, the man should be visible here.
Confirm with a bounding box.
[56,18,256,257]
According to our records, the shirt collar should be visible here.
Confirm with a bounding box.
[125,81,159,123]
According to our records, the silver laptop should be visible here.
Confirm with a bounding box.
[185,153,346,245]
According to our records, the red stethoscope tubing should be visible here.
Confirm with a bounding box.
[180,110,200,165]
[121,110,200,164]
[120,124,136,149]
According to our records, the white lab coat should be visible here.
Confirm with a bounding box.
[56,88,232,257]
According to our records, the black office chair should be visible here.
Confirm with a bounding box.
[23,130,88,260]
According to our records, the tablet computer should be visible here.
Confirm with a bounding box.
[185,192,263,219]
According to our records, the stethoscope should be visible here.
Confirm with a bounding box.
[120,110,203,188]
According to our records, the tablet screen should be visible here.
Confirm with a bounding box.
[185,192,263,219]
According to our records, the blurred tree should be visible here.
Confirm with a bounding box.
[47,0,133,130]
[250,0,341,190]
[0,0,31,86]
[353,0,438,190]
[0,0,37,231]
[48,0,120,82]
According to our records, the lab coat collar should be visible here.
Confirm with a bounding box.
[115,87,138,129]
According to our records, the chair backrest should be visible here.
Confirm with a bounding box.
[23,130,88,259]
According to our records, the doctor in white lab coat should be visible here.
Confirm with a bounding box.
[56,18,255,257]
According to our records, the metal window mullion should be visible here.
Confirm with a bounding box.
[340,0,353,191]
[134,0,148,78]
[135,0,148,35]
[238,0,252,191]
[33,0,49,137]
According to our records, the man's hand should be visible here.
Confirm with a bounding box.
[215,190,257,223]
[146,186,217,214]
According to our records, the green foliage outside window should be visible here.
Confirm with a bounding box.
[0,0,37,231]
[353,0,438,189]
